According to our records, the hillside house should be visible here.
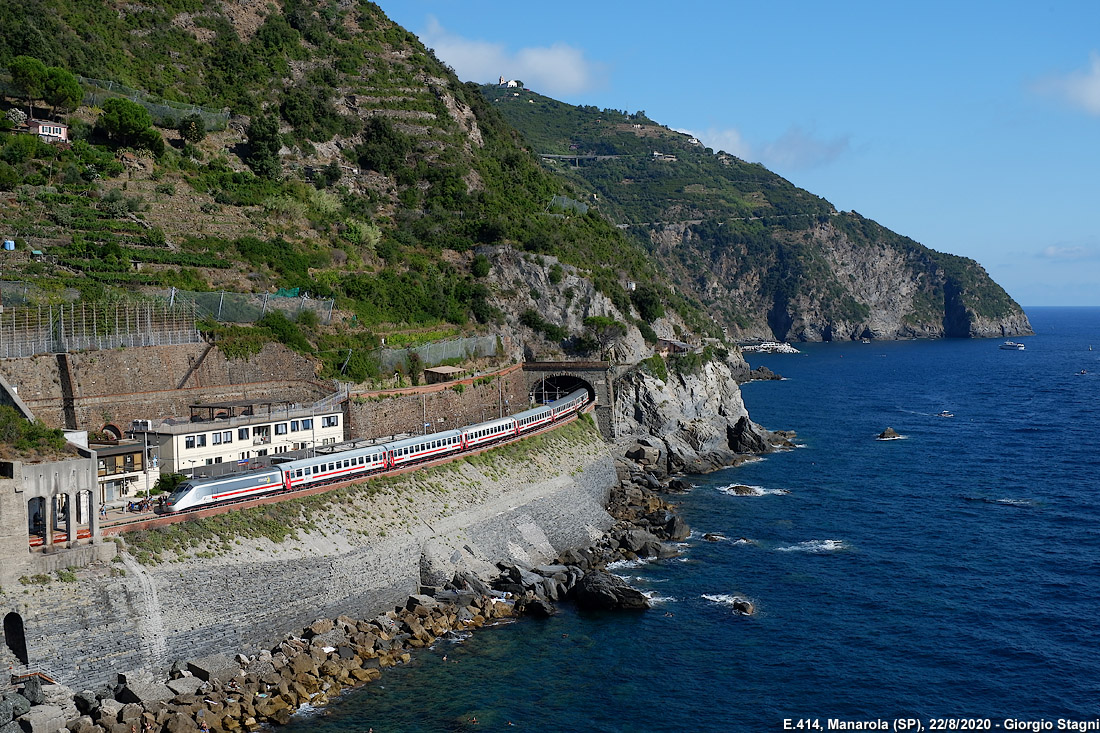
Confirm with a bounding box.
[498,76,520,88]
[25,120,69,143]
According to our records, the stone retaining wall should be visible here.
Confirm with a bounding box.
[5,423,615,689]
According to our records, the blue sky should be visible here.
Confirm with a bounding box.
[385,1,1100,306]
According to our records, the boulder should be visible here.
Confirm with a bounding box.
[0,721,18,733]
[73,691,100,717]
[665,478,692,493]
[877,427,900,440]
[21,677,44,705]
[732,598,755,616]
[728,415,770,454]
[2,694,30,719]
[186,653,237,683]
[514,598,557,618]
[116,679,174,705]
[665,515,691,540]
[729,485,757,496]
[17,704,65,733]
[310,628,348,648]
[166,677,204,697]
[619,528,661,554]
[0,699,12,726]
[573,571,650,611]
[66,714,98,733]
[307,618,335,636]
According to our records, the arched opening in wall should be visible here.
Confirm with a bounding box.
[52,494,69,533]
[27,496,45,544]
[530,376,595,406]
[3,612,28,665]
[76,489,92,531]
[101,424,122,440]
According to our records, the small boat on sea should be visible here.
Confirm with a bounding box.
[937,410,954,418]
[999,341,1025,350]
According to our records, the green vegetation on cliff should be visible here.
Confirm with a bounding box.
[482,85,1027,340]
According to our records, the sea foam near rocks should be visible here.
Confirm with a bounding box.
[715,483,790,497]
[775,539,848,553]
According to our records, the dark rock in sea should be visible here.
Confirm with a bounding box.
[665,515,691,540]
[665,478,692,493]
[730,485,757,496]
[703,532,724,542]
[732,598,755,616]
[515,598,558,618]
[877,427,901,440]
[729,415,770,454]
[573,571,650,611]
[750,365,782,381]
[683,449,741,474]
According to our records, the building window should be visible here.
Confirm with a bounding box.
[275,423,288,435]
[301,418,313,430]
[223,431,232,443]
[322,415,339,428]
[256,449,268,457]
[291,420,300,432]
[214,457,223,464]
[238,428,249,441]
[212,433,222,445]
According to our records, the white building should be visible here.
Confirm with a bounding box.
[130,400,345,479]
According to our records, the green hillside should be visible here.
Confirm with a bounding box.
[0,1,696,380]
[482,85,1029,340]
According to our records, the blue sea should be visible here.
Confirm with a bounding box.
[285,306,1100,732]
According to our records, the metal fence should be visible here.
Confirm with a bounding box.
[76,76,230,131]
[163,288,335,325]
[0,301,200,359]
[377,334,500,373]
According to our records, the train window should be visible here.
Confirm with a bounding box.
[343,459,349,468]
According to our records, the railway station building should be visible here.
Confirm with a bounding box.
[128,400,345,480]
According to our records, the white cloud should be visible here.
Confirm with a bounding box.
[1032,52,1100,116]
[419,17,605,96]
[681,125,848,171]
[1039,244,1095,261]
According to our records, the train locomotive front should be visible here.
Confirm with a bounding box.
[164,468,285,512]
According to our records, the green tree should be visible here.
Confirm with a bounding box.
[43,67,81,116]
[97,98,152,145]
[246,114,281,179]
[582,315,627,360]
[471,254,490,278]
[178,114,206,144]
[9,55,47,118]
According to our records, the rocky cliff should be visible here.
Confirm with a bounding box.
[613,355,786,474]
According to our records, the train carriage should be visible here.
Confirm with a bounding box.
[513,404,554,435]
[280,444,388,490]
[165,468,283,512]
[550,388,589,420]
[386,429,464,469]
[461,416,518,450]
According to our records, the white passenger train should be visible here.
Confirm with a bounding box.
[164,388,590,513]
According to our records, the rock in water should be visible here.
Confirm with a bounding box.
[728,416,770,454]
[732,598,755,616]
[573,571,650,611]
[877,427,900,440]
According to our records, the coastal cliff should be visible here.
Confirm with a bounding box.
[614,355,783,473]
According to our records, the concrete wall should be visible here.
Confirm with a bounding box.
[1,424,616,689]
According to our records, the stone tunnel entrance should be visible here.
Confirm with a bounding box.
[529,375,596,406]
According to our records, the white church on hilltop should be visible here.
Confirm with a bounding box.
[498,76,520,88]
